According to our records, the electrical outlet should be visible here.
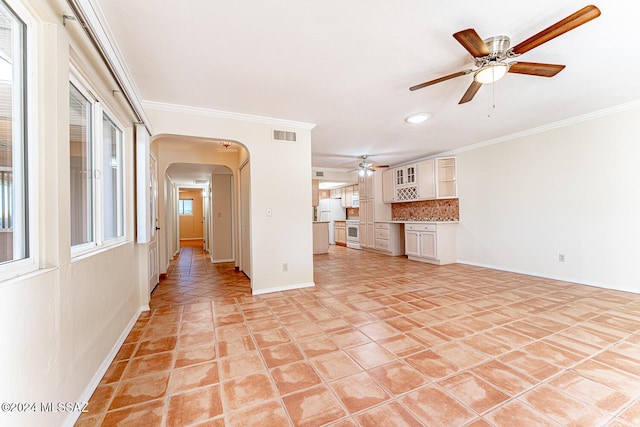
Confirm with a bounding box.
[558,254,566,262]
[282,263,288,272]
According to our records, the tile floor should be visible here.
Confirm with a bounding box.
[77,245,640,426]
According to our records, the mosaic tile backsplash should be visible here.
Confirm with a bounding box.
[391,198,459,221]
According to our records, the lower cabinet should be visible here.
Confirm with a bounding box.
[334,221,346,246]
[374,223,404,256]
[404,222,456,265]
[313,222,329,254]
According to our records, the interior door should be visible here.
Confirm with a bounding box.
[239,162,251,279]
[148,154,159,293]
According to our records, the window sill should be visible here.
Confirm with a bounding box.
[71,239,130,263]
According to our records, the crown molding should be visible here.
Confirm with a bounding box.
[142,100,317,131]
[442,99,640,156]
[69,0,152,134]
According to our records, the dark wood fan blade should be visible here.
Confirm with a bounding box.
[508,62,566,77]
[453,29,491,57]
[511,5,601,55]
[459,81,482,104]
[409,70,472,91]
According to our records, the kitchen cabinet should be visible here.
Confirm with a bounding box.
[393,164,418,202]
[358,172,391,250]
[374,222,404,256]
[334,221,346,246]
[340,185,358,208]
[395,164,416,187]
[313,221,329,254]
[404,222,457,265]
[330,188,341,199]
[358,172,374,200]
[382,168,395,203]
[359,199,375,249]
[416,159,435,199]
[436,157,457,198]
[385,156,457,203]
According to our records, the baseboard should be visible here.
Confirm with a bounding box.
[62,305,147,427]
[212,258,234,264]
[252,281,315,295]
[456,260,625,293]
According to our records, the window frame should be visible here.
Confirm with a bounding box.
[178,199,193,215]
[0,0,38,283]
[69,67,126,258]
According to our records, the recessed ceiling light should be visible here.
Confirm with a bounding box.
[405,113,430,124]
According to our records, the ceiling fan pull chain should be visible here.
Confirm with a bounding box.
[492,72,496,110]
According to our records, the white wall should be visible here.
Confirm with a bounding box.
[145,104,315,294]
[456,105,640,292]
[0,1,147,426]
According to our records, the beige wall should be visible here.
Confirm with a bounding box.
[456,104,640,293]
[145,104,315,295]
[0,1,147,426]
[178,189,204,239]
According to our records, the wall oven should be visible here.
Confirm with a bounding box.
[346,219,361,250]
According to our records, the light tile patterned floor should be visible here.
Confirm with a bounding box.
[77,245,640,426]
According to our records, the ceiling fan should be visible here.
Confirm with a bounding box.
[350,155,388,176]
[409,5,601,104]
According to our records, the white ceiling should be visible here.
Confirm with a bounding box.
[96,1,640,171]
[166,163,232,187]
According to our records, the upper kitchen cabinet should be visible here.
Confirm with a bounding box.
[382,169,395,203]
[416,159,435,199]
[393,164,418,202]
[383,156,457,203]
[436,157,457,198]
[338,184,359,208]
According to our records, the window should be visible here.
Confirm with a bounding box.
[0,0,27,266]
[102,113,123,239]
[69,82,93,246]
[178,199,193,215]
[69,71,125,254]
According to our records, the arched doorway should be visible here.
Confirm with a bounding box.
[166,163,234,263]
[150,135,251,282]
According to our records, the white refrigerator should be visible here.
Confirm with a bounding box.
[317,198,347,244]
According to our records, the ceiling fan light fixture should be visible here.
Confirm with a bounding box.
[405,113,430,124]
[357,156,375,176]
[474,62,509,84]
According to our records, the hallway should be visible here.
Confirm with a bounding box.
[150,243,251,309]
[77,246,640,426]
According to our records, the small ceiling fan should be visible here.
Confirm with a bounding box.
[409,5,601,104]
[350,155,388,176]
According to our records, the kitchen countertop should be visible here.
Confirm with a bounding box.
[376,220,459,224]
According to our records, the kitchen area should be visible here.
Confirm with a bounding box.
[312,177,361,254]
[312,156,459,265]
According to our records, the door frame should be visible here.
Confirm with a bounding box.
[239,159,251,280]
